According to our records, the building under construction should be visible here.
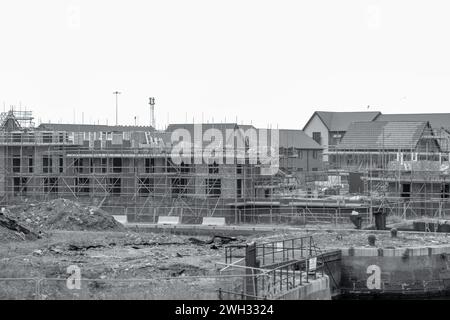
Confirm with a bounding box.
[0,109,370,226]
[327,119,450,219]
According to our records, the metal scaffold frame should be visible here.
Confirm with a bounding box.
[325,127,450,219]
[0,128,369,226]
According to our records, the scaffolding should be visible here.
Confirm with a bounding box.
[0,127,369,226]
[326,127,450,219]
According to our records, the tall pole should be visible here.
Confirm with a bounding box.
[113,91,121,125]
[149,97,155,128]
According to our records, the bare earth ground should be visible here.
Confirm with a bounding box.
[0,230,245,300]
[1,198,450,300]
[2,227,450,299]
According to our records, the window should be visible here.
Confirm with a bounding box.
[288,148,297,158]
[171,177,188,197]
[264,189,271,198]
[287,148,293,157]
[237,164,243,175]
[206,178,221,197]
[13,177,28,195]
[166,159,176,173]
[13,178,20,194]
[43,133,53,143]
[89,158,94,173]
[138,178,153,196]
[74,158,83,173]
[312,132,321,144]
[312,168,318,172]
[44,178,58,194]
[108,178,121,194]
[43,156,53,173]
[59,156,64,173]
[401,183,411,198]
[12,133,22,143]
[12,156,20,173]
[75,177,90,195]
[208,162,219,174]
[112,158,122,173]
[101,158,107,173]
[145,158,155,173]
[28,156,33,173]
[441,184,450,199]
[237,179,242,198]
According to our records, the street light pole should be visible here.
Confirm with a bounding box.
[113,91,121,125]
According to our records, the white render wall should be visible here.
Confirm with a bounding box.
[303,114,329,162]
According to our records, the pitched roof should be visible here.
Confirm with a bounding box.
[375,113,450,129]
[278,129,323,149]
[165,123,257,147]
[165,125,321,150]
[337,121,431,150]
[303,111,381,132]
[38,123,155,132]
[166,123,249,133]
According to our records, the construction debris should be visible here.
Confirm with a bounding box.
[4,199,124,232]
[188,235,239,247]
[158,263,207,277]
[0,210,40,242]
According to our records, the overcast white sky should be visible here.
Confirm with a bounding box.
[1,1,450,130]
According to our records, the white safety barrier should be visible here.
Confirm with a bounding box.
[202,217,226,226]
[157,216,181,225]
[112,215,127,224]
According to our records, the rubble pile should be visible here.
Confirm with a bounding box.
[0,224,29,242]
[4,199,124,232]
[0,211,39,242]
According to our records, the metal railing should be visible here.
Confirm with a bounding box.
[0,132,77,145]
[221,235,328,299]
[225,235,317,266]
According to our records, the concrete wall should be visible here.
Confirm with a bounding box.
[340,245,450,296]
[276,275,331,300]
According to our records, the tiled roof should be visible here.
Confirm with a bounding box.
[278,129,323,149]
[165,124,321,150]
[305,111,381,132]
[165,123,257,147]
[375,113,450,129]
[166,123,252,133]
[337,121,430,150]
[38,123,155,132]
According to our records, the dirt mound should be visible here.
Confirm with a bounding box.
[5,199,124,232]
